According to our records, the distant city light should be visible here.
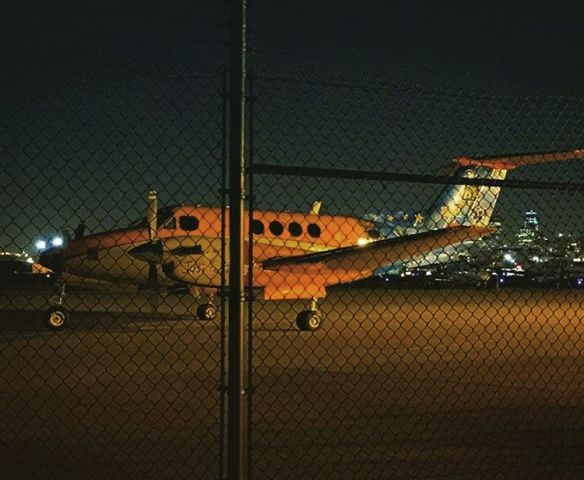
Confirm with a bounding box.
[503,253,515,263]
[35,240,47,250]
[51,236,64,247]
[577,278,584,287]
[26,257,34,264]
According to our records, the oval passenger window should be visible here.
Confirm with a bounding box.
[269,221,284,236]
[307,223,321,238]
[252,219,264,235]
[289,222,302,237]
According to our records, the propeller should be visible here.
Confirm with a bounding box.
[129,238,203,264]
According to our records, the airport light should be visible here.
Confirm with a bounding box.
[35,240,47,250]
[51,236,64,247]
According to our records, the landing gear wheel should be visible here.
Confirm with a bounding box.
[197,303,218,321]
[295,310,322,332]
[45,305,68,331]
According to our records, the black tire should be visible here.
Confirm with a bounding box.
[295,310,322,332]
[197,303,217,321]
[44,306,68,331]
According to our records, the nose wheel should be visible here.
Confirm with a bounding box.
[196,302,218,321]
[295,298,323,331]
[45,305,69,331]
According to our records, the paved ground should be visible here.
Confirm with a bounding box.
[0,286,583,479]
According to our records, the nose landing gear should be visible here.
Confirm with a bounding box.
[295,298,323,331]
[44,281,68,331]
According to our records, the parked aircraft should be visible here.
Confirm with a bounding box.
[39,149,583,331]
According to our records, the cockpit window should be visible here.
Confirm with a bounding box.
[179,216,199,231]
[128,206,177,230]
[160,214,176,229]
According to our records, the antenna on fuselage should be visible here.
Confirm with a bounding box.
[310,201,322,215]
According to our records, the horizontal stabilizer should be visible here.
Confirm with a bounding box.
[455,149,584,170]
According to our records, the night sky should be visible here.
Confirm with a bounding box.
[2,1,584,252]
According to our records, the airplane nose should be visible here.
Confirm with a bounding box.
[39,247,64,273]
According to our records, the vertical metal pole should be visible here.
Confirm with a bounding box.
[218,68,228,480]
[246,70,255,479]
[228,0,246,479]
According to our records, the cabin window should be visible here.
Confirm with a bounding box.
[269,221,284,236]
[289,222,303,237]
[251,219,264,235]
[179,216,199,231]
[307,223,321,238]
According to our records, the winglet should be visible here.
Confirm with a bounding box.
[455,149,584,170]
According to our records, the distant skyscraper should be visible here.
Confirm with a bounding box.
[516,210,541,247]
[524,210,539,231]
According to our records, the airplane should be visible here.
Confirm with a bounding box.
[38,149,583,332]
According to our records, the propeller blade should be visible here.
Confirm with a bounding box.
[128,240,163,264]
[169,245,203,256]
[148,190,158,241]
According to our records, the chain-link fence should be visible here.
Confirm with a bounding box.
[2,5,584,480]
[247,73,584,479]
[0,18,231,479]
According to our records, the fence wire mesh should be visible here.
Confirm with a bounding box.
[2,7,584,480]
[247,73,584,480]
[0,21,229,479]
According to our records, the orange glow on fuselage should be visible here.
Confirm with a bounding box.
[59,205,369,290]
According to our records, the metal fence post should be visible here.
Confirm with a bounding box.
[228,0,247,479]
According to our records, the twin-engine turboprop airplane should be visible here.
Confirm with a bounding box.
[39,149,583,331]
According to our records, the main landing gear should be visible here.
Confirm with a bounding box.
[295,298,323,332]
[44,281,68,331]
[196,290,218,321]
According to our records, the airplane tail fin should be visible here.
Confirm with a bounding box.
[425,149,584,229]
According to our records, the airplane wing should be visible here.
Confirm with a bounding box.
[260,226,492,299]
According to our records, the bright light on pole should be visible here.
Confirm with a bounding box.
[51,236,64,247]
[35,240,47,250]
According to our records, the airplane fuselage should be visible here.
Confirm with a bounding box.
[46,205,371,296]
